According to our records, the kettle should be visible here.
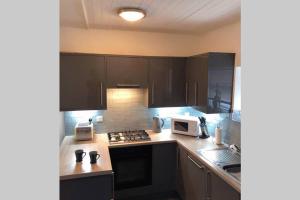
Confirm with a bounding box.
[152,116,165,133]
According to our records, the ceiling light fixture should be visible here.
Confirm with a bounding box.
[118,8,146,22]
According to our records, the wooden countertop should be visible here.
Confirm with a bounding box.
[60,134,113,180]
[60,129,240,192]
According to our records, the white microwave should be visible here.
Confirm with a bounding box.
[171,116,200,137]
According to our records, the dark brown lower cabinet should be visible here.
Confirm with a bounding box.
[177,145,206,200]
[152,143,177,192]
[186,154,206,200]
[208,171,240,200]
[60,174,113,200]
[177,145,240,200]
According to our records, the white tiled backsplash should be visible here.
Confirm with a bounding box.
[63,89,240,146]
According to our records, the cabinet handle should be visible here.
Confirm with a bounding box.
[169,68,172,95]
[185,82,188,105]
[151,81,154,105]
[194,82,198,105]
[116,84,140,88]
[188,155,204,169]
[100,82,103,106]
[206,170,211,200]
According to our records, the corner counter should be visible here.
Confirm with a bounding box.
[60,129,240,192]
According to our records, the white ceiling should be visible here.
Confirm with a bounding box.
[60,0,240,34]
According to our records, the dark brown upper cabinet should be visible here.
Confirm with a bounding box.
[186,52,235,113]
[60,53,107,111]
[60,52,234,111]
[170,58,187,106]
[148,57,186,107]
[106,56,148,88]
[185,56,202,106]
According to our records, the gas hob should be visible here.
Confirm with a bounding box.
[107,130,151,144]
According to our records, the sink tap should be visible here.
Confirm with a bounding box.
[229,144,241,153]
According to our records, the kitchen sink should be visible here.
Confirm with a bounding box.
[223,164,241,171]
[223,164,241,181]
[197,147,241,181]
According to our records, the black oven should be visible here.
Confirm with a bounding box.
[109,145,152,190]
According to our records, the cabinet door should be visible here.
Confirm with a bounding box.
[170,58,186,106]
[149,57,186,107]
[186,154,207,200]
[186,52,235,114]
[60,53,106,111]
[177,146,188,199]
[152,143,177,192]
[60,174,114,200]
[208,171,240,200]
[106,56,148,88]
[197,55,208,112]
[148,58,172,107]
[186,57,201,106]
[207,53,235,113]
[177,146,206,200]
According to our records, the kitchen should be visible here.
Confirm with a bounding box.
[3,0,300,200]
[59,0,241,200]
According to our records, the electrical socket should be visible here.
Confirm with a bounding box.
[96,115,103,123]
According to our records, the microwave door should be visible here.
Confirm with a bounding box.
[174,121,189,132]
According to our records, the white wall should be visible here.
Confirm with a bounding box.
[60,22,241,110]
[193,20,241,66]
[60,27,200,57]
[60,21,240,65]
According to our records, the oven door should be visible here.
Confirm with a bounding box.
[109,145,152,190]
